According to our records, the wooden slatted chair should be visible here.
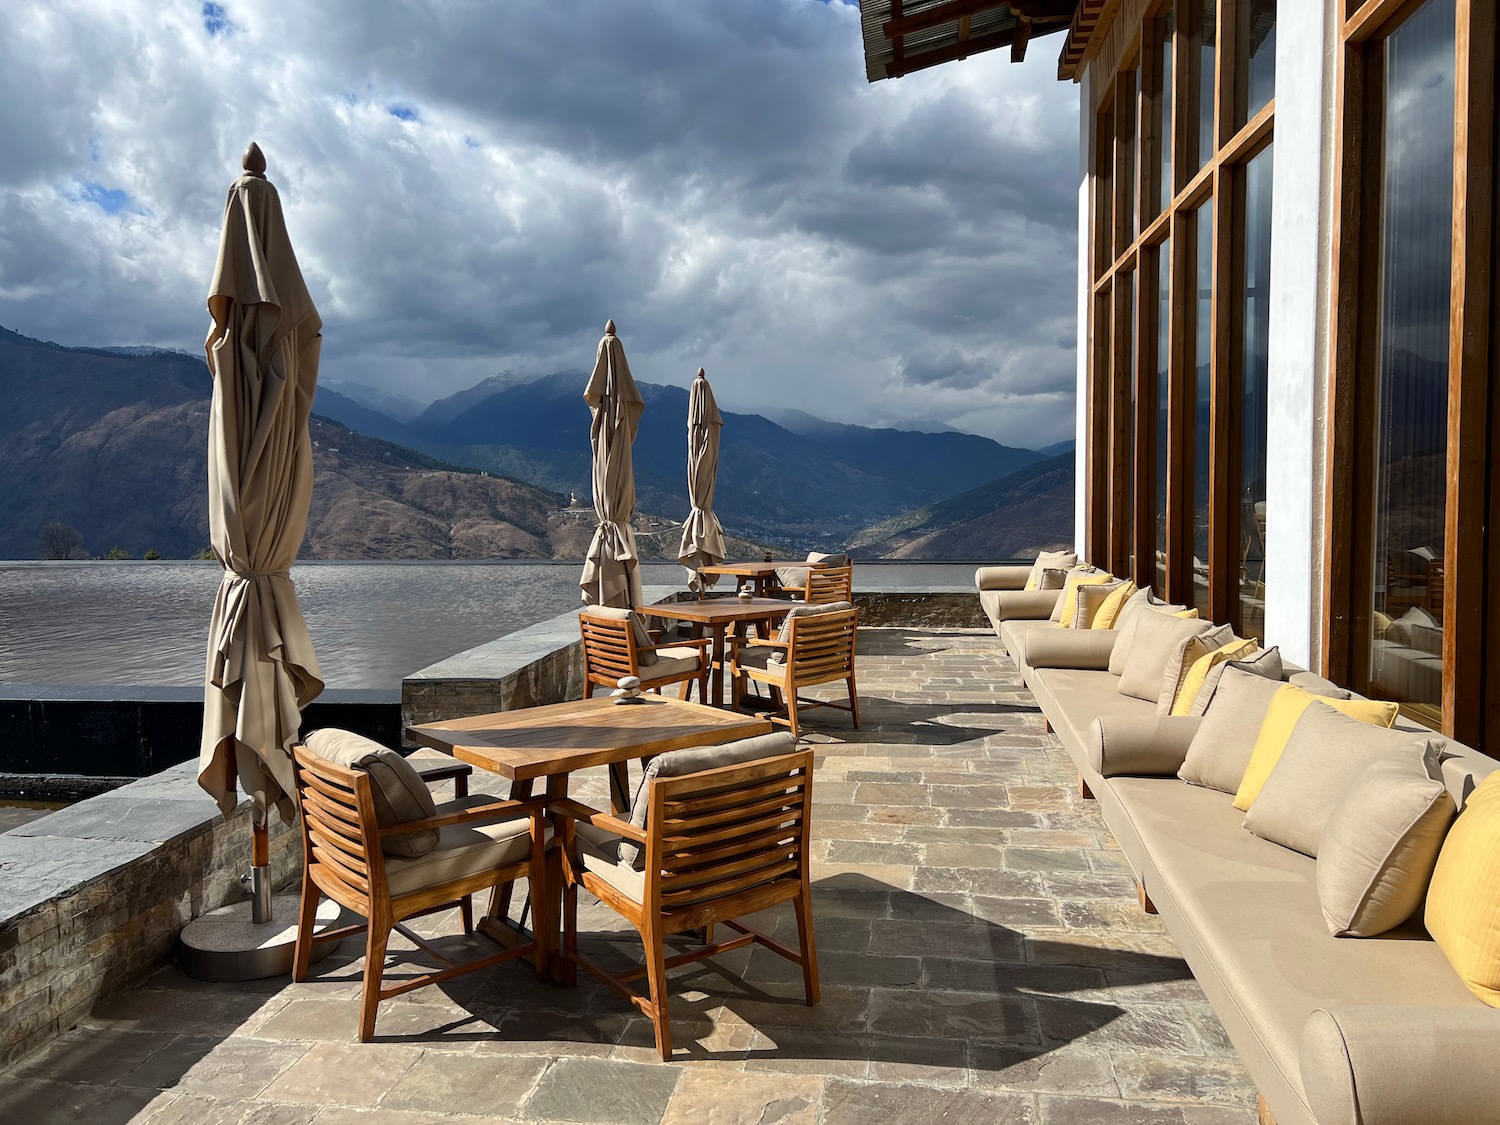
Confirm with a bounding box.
[801,564,853,605]
[731,603,859,738]
[552,733,818,1060]
[290,735,549,1041]
[580,608,711,701]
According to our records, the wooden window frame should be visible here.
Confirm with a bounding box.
[1325,0,1497,747]
[1087,0,1275,625]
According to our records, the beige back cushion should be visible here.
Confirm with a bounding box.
[587,605,658,666]
[1025,549,1077,591]
[303,729,439,858]
[1072,579,1127,629]
[1189,645,1282,716]
[1177,666,1289,794]
[1317,753,1455,936]
[619,731,799,868]
[1049,567,1105,623]
[1244,703,1446,857]
[1116,612,1213,703]
[1107,591,1188,676]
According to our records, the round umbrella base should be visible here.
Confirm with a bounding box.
[178,894,343,982]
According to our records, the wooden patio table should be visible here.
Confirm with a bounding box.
[697,558,829,598]
[405,696,772,982]
[638,597,792,709]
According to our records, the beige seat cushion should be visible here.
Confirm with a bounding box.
[1001,618,1059,666]
[383,794,547,898]
[1246,705,1444,858]
[643,644,706,682]
[1317,754,1455,936]
[1105,776,1486,1115]
[1117,612,1213,703]
[618,731,799,868]
[574,820,647,903]
[587,605,659,666]
[304,729,440,858]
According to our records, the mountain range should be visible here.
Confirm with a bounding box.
[0,325,1075,560]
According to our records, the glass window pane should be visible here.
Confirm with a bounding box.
[1123,272,1138,575]
[1096,107,1114,275]
[1194,0,1217,169]
[1238,0,1276,126]
[1124,70,1139,241]
[1368,0,1455,722]
[1160,6,1175,209]
[1156,238,1171,595]
[1191,200,1213,617]
[1240,144,1273,642]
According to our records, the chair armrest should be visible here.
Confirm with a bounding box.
[975,565,1032,591]
[1025,630,1116,670]
[981,589,1061,623]
[1085,714,1202,778]
[1300,1005,1500,1125]
[549,797,647,843]
[376,796,548,836]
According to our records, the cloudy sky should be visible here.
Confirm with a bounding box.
[0,1,1080,448]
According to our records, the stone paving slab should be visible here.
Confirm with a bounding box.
[0,627,1257,1123]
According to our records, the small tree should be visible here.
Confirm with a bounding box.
[105,546,131,560]
[38,521,85,560]
[195,547,217,561]
[143,549,162,561]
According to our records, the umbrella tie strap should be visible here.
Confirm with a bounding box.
[226,568,291,581]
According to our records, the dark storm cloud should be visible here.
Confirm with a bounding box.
[0,0,1081,447]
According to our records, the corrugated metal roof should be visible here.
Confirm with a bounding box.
[1058,0,1111,81]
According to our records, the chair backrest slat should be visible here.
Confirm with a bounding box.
[788,609,856,680]
[294,745,382,910]
[804,565,852,604]
[580,613,638,684]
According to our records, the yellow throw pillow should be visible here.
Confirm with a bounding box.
[1231,687,1400,810]
[1171,639,1259,716]
[1091,581,1138,630]
[1426,772,1500,1006]
[1173,608,1201,619]
[1058,572,1114,629]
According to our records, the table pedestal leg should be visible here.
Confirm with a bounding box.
[543,775,573,984]
[710,623,727,708]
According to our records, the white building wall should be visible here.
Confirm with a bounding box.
[1262,0,1337,669]
[1075,67,1093,555]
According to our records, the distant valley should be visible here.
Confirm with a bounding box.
[0,326,1073,560]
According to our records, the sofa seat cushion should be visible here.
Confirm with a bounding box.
[1107,776,1486,1113]
[384,794,546,898]
[1029,666,1156,777]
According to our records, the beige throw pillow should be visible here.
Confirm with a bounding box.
[1107,591,1189,676]
[1038,568,1070,591]
[1189,646,1282,716]
[1156,624,1238,716]
[1050,566,1105,623]
[304,729,440,858]
[1116,611,1213,703]
[1177,666,1287,793]
[1317,754,1455,936]
[1024,549,1077,591]
[1071,578,1127,629]
[1244,704,1446,857]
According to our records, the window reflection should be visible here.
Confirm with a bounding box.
[1156,238,1171,595]
[1194,0,1216,170]
[1238,0,1276,126]
[1160,6,1175,210]
[1239,145,1273,642]
[1191,202,1213,617]
[1367,0,1454,721]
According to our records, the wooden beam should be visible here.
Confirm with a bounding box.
[1446,0,1494,748]
[885,28,1017,78]
[883,0,1008,40]
[1012,15,1033,62]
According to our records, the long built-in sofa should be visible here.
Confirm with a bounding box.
[974,562,1500,1125]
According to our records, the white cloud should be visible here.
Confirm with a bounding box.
[0,0,1080,448]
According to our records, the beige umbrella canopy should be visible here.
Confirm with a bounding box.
[580,320,646,609]
[678,367,727,590]
[198,142,324,834]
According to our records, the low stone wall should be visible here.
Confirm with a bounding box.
[852,588,987,629]
[0,761,300,1067]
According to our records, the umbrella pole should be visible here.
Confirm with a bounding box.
[250,810,272,924]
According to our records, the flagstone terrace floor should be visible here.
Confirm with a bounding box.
[0,627,1257,1124]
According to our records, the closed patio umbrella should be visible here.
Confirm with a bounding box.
[580,320,645,609]
[197,143,324,922]
[678,367,727,591]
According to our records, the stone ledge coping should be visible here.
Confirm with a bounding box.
[0,761,225,925]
